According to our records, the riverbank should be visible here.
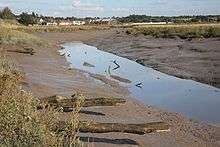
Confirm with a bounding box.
[2,29,220,146]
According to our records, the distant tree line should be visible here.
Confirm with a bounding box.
[1,7,220,26]
[18,12,38,25]
[0,7,84,25]
[117,15,220,23]
[0,7,38,25]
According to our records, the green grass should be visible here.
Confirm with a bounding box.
[126,23,220,38]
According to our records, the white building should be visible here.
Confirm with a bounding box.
[72,20,85,26]
[46,22,58,26]
[132,22,171,25]
[88,18,117,25]
[39,18,44,23]
[59,22,72,26]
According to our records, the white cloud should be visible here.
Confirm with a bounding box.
[72,0,104,12]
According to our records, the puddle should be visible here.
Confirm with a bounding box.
[60,42,220,123]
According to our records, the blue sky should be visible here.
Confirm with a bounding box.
[0,0,220,17]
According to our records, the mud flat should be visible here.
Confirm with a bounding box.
[3,29,219,146]
[87,29,220,89]
[38,29,220,88]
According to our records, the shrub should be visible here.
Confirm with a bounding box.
[18,12,37,26]
[0,7,15,20]
[0,52,83,146]
[0,53,45,146]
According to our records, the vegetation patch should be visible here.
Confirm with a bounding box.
[0,52,83,146]
[0,26,47,46]
[126,24,220,38]
[14,25,110,33]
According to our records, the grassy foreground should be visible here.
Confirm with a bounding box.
[126,23,220,38]
[0,51,84,146]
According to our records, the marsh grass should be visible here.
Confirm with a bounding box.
[0,20,110,47]
[0,19,110,33]
[0,27,47,46]
[18,25,110,33]
[0,51,83,146]
[0,21,48,46]
[127,24,220,38]
[0,19,21,29]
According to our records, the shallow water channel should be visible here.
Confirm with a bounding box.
[60,42,220,123]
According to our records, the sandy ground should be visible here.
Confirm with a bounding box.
[2,29,220,146]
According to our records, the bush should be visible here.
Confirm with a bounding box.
[18,12,37,26]
[0,7,15,20]
[0,53,45,146]
[0,52,83,146]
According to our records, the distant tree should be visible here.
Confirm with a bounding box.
[0,7,15,19]
[31,12,38,18]
[18,12,37,26]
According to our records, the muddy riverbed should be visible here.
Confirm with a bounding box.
[87,29,220,89]
[60,42,220,123]
[27,30,220,146]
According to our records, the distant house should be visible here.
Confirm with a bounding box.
[46,22,58,26]
[59,21,71,26]
[101,18,115,24]
[132,22,172,25]
[39,18,44,23]
[88,18,117,25]
[72,20,85,26]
